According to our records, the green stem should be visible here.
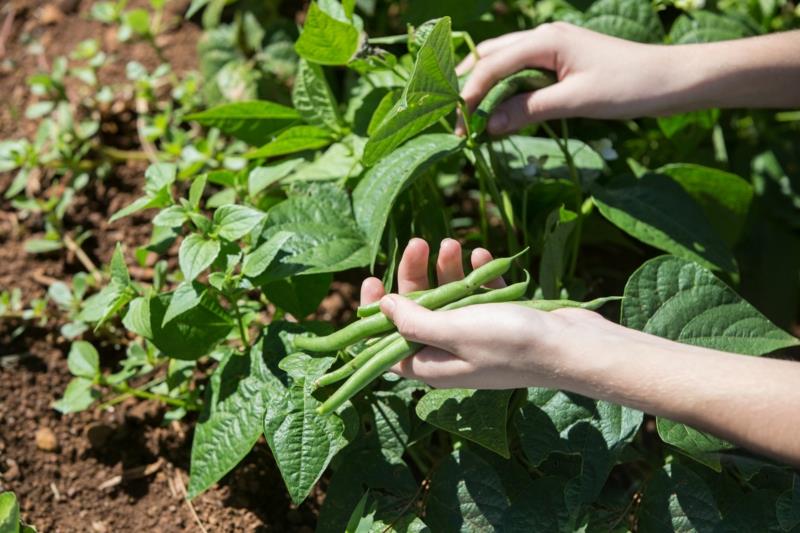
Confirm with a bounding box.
[231,294,250,345]
[471,147,519,255]
[112,382,195,410]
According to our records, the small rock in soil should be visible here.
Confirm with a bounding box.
[3,458,20,481]
[38,4,64,25]
[35,427,58,451]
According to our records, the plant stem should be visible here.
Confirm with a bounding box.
[231,294,250,346]
[63,234,102,283]
[470,147,519,255]
[112,382,196,410]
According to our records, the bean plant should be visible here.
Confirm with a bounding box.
[7,0,800,530]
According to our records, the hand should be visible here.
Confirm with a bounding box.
[359,238,607,389]
[455,22,685,135]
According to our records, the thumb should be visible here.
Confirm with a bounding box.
[379,295,455,351]
[487,81,579,135]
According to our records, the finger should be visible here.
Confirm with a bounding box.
[380,295,458,352]
[460,28,559,112]
[397,238,430,294]
[436,238,465,285]
[486,81,579,135]
[455,32,529,76]
[471,248,506,288]
[390,346,474,387]
[360,277,385,306]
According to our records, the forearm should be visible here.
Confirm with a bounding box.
[664,30,800,112]
[552,312,800,465]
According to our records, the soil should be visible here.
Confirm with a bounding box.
[0,1,330,530]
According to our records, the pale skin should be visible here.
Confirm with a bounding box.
[362,26,800,466]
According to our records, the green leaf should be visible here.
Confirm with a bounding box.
[657,164,753,247]
[669,11,754,44]
[367,90,400,137]
[637,463,721,532]
[53,377,98,414]
[67,341,99,379]
[622,255,800,355]
[580,0,664,43]
[485,136,605,188]
[109,243,130,287]
[263,356,347,504]
[515,388,642,511]
[248,159,304,197]
[262,273,332,318]
[152,205,187,228]
[289,138,365,182]
[145,292,233,360]
[255,184,370,280]
[188,175,207,210]
[187,340,285,498]
[593,174,737,273]
[362,17,459,166]
[212,204,266,241]
[179,234,221,281]
[245,125,335,160]
[295,2,360,65]
[655,419,734,469]
[123,8,150,35]
[292,59,343,132]
[187,101,300,146]
[345,492,376,533]
[0,492,20,533]
[622,255,799,461]
[777,475,800,532]
[162,281,205,327]
[354,133,462,268]
[24,239,63,254]
[416,389,513,458]
[540,206,578,299]
[242,231,294,278]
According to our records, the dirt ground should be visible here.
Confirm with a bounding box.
[0,0,343,530]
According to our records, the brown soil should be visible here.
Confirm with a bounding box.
[0,1,329,531]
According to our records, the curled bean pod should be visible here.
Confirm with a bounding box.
[315,273,531,389]
[356,286,496,318]
[292,248,528,353]
[513,295,621,312]
[469,69,555,138]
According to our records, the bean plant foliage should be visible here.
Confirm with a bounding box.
[6,0,800,530]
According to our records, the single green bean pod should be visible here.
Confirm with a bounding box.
[513,295,621,312]
[470,69,555,138]
[292,249,528,353]
[356,286,496,318]
[315,273,531,388]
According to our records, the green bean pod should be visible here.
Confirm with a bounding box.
[469,69,555,138]
[356,286,496,318]
[513,295,621,312]
[317,336,419,415]
[292,248,528,353]
[315,273,531,388]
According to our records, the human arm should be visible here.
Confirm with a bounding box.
[361,239,800,466]
[455,23,800,135]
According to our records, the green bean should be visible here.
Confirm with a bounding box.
[315,332,401,388]
[470,69,555,138]
[317,336,419,415]
[513,295,621,312]
[315,273,531,389]
[356,286,496,318]
[292,248,528,353]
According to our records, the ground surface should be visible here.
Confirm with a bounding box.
[0,1,338,530]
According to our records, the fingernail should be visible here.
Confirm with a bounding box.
[380,295,396,314]
[489,111,508,133]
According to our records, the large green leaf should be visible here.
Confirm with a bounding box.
[186,101,300,146]
[354,133,463,268]
[638,463,722,532]
[416,389,513,458]
[593,174,737,273]
[363,17,459,166]
[262,273,333,318]
[187,339,286,498]
[777,475,800,532]
[657,164,753,247]
[245,125,335,160]
[580,0,664,43]
[292,58,343,132]
[540,206,579,299]
[484,136,604,189]
[255,184,370,281]
[179,234,220,282]
[67,341,100,379]
[263,354,348,504]
[669,11,755,44]
[622,256,799,460]
[316,448,419,533]
[212,204,266,241]
[425,447,566,533]
[136,292,233,360]
[295,2,360,65]
[0,492,19,533]
[515,388,642,512]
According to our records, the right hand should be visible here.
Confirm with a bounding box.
[455,22,684,135]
